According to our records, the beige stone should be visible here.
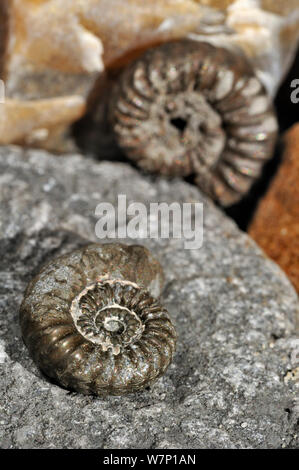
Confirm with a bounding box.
[249,124,299,294]
[0,97,85,152]
[0,0,298,152]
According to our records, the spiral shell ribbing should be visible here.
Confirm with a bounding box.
[20,243,176,396]
[110,40,278,206]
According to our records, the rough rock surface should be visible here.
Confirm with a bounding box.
[0,145,298,449]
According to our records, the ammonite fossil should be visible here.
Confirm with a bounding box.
[20,243,176,396]
[110,39,278,206]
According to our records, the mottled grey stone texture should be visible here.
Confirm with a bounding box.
[0,145,298,449]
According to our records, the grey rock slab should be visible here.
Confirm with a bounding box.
[0,145,298,449]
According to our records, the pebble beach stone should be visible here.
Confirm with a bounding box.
[0,145,298,449]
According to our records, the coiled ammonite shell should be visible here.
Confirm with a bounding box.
[110,39,278,206]
[20,243,176,396]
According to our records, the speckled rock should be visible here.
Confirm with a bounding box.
[0,145,298,449]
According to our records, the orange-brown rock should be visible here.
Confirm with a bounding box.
[0,0,298,152]
[250,124,299,293]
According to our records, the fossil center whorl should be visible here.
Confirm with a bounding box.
[71,280,145,355]
[140,91,226,172]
